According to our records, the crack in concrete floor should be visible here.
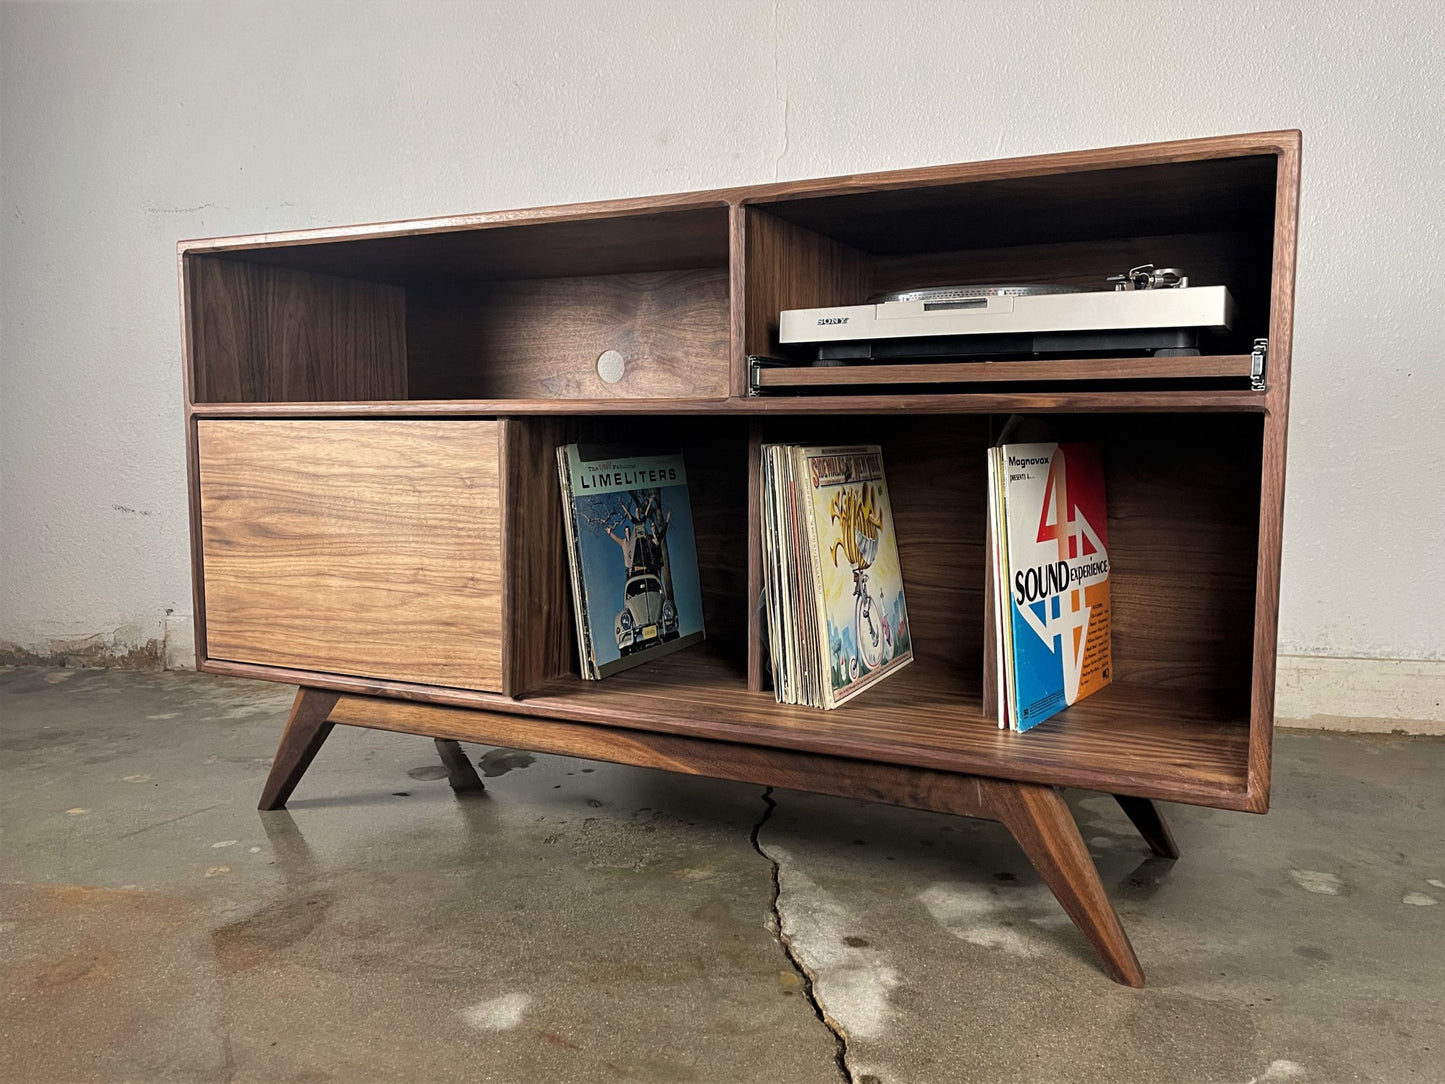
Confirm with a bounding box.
[751,785,855,1083]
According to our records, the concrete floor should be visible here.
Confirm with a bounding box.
[1,668,1441,1084]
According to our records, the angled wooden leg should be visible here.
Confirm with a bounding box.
[258,688,341,811]
[433,738,486,795]
[1114,795,1181,859]
[984,779,1145,987]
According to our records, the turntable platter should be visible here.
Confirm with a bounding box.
[871,283,1085,303]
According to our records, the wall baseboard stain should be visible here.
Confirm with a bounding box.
[1275,655,1443,736]
[0,630,164,670]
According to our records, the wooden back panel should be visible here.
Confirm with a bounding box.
[1099,416,1261,698]
[407,269,730,401]
[189,257,407,403]
[198,420,503,691]
[743,208,872,359]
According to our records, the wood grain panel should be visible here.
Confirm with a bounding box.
[406,269,730,400]
[882,419,990,669]
[189,257,406,403]
[198,420,503,690]
[729,204,749,398]
[738,132,1295,207]
[179,255,208,668]
[500,417,577,696]
[665,421,750,651]
[981,469,1000,722]
[744,207,873,358]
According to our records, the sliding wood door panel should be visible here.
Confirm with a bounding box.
[198,419,502,691]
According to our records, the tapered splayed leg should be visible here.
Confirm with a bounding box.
[257,688,341,811]
[434,738,486,795]
[985,779,1146,987]
[1114,794,1181,859]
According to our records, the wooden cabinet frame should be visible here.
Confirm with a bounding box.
[179,131,1300,987]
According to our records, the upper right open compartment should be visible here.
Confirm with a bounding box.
[743,150,1280,392]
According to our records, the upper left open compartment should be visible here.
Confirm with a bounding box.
[183,203,733,405]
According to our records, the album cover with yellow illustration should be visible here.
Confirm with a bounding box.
[761,443,912,710]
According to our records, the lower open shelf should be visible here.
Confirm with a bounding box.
[206,640,1254,812]
[515,643,1253,811]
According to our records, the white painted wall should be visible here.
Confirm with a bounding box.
[2,2,1442,709]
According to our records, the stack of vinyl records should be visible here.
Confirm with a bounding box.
[760,443,912,710]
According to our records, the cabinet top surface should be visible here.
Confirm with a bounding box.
[177,130,1300,256]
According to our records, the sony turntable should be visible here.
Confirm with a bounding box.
[778,265,1235,364]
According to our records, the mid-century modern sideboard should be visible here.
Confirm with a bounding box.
[180,131,1300,986]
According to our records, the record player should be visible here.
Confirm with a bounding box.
[778,265,1235,364]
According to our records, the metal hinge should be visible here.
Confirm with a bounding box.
[1250,338,1268,391]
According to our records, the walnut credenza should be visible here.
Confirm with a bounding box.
[181,131,1300,986]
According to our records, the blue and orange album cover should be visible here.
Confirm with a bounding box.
[557,445,705,679]
[992,442,1112,731]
